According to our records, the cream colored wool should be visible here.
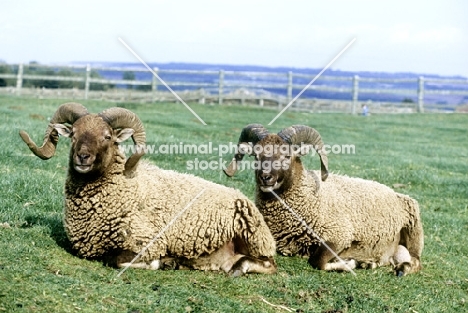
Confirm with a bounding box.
[225,124,423,274]
[64,148,276,263]
[256,164,424,267]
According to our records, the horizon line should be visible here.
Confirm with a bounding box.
[4,60,464,79]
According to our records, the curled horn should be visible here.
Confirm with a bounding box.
[223,124,269,177]
[278,125,329,181]
[99,107,146,176]
[19,102,89,160]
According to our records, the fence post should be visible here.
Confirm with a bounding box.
[84,64,91,100]
[152,67,158,103]
[417,76,424,113]
[218,70,224,105]
[287,71,293,104]
[352,75,359,114]
[16,63,23,96]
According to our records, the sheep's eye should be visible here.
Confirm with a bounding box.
[104,135,112,140]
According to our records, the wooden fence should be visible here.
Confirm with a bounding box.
[1,63,468,113]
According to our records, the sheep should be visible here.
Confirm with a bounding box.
[224,124,424,276]
[19,103,277,276]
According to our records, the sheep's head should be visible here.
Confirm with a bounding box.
[19,103,146,177]
[224,124,328,193]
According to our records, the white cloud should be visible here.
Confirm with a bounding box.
[0,0,467,76]
[389,24,464,44]
[389,24,412,43]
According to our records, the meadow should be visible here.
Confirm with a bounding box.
[0,95,467,312]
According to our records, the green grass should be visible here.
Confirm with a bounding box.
[0,95,467,312]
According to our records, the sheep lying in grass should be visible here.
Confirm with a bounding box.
[224,124,423,276]
[19,103,277,276]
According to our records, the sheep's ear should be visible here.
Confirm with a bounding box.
[115,128,134,143]
[53,124,72,138]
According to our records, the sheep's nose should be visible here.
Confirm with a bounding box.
[78,154,90,163]
[261,173,274,184]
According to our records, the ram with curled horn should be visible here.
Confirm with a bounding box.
[19,103,278,277]
[224,124,328,181]
[19,102,146,177]
[225,124,423,277]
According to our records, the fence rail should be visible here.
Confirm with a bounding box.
[1,63,467,113]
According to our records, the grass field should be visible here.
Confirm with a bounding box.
[0,95,467,312]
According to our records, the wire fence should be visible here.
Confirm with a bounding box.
[1,63,467,113]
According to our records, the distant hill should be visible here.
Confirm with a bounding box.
[84,61,467,79]
[74,61,468,108]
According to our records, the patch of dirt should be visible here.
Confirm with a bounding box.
[455,104,468,113]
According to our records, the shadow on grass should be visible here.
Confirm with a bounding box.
[24,213,73,254]
[23,213,121,268]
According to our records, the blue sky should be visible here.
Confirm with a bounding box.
[1,0,467,77]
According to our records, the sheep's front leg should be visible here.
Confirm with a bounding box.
[118,260,161,270]
[308,242,356,272]
[322,259,357,271]
[115,250,169,270]
[228,256,277,277]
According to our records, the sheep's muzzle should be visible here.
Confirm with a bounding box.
[73,149,96,174]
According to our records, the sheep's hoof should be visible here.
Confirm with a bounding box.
[228,256,277,276]
[229,269,244,277]
[359,261,377,270]
[160,258,178,270]
[394,262,411,277]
